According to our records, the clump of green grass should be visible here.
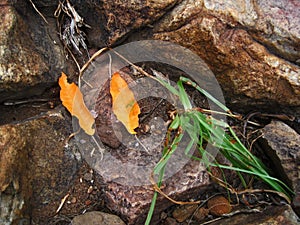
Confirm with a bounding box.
[145,76,294,225]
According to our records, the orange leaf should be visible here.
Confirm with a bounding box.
[110,72,140,134]
[58,72,95,135]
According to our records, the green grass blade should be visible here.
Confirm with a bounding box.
[153,133,184,174]
[177,80,193,110]
[155,76,179,96]
[180,76,231,113]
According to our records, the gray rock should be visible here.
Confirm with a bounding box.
[71,211,126,225]
[201,0,300,64]
[259,120,300,215]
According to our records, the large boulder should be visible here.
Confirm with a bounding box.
[0,1,65,102]
[97,0,300,114]
[0,107,80,225]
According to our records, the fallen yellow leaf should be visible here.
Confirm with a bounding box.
[58,72,95,135]
[110,72,140,134]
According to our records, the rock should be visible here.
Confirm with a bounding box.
[0,126,26,192]
[199,0,300,64]
[150,0,300,112]
[248,1,300,64]
[75,50,213,224]
[194,207,209,221]
[94,72,136,149]
[208,205,299,225]
[162,217,179,225]
[11,0,298,114]
[71,211,126,225]
[102,160,211,225]
[0,107,80,225]
[91,0,300,114]
[102,0,178,44]
[207,195,232,216]
[259,120,300,215]
[172,204,198,222]
[0,1,65,102]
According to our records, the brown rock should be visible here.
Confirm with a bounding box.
[163,217,179,225]
[208,205,299,225]
[259,120,300,215]
[153,14,300,111]
[0,107,80,224]
[102,0,299,113]
[172,204,198,222]
[71,211,126,225]
[103,160,211,225]
[0,2,65,102]
[207,195,232,216]
[0,126,26,192]
[194,207,209,221]
[94,72,134,149]
[102,0,178,44]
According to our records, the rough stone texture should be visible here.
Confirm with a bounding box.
[102,0,179,45]
[103,160,211,225]
[0,1,65,102]
[0,126,26,192]
[2,0,298,114]
[259,120,300,216]
[71,211,126,225]
[200,0,300,64]
[249,1,300,64]
[0,107,80,225]
[209,205,299,225]
[150,0,300,112]
[0,126,27,225]
[0,0,299,224]
[92,0,300,114]
[172,204,198,222]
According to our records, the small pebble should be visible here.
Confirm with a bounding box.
[85,200,92,206]
[207,196,232,216]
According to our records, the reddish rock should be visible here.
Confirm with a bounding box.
[207,195,232,216]
[209,205,299,225]
[103,160,211,224]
